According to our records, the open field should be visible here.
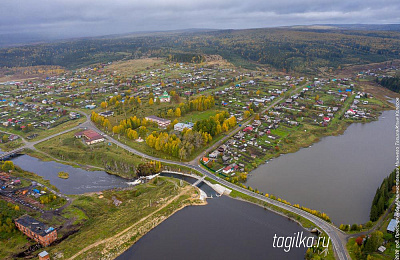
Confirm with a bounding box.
[104,58,165,75]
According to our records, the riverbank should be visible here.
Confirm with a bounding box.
[49,178,203,260]
[230,194,337,260]
[0,139,24,152]
[202,176,337,259]
[248,94,393,172]
[247,107,396,225]
[1,173,204,260]
[28,132,202,180]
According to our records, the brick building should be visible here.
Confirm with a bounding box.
[74,129,105,145]
[15,215,57,247]
[145,115,171,129]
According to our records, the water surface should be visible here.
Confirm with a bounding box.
[247,109,395,225]
[117,196,308,260]
[11,154,128,194]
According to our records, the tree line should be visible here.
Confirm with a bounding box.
[0,200,21,238]
[370,168,396,221]
[2,28,399,72]
[375,76,400,93]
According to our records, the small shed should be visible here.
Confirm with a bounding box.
[38,251,50,260]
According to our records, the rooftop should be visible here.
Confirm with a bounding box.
[15,215,55,237]
[76,129,103,141]
[387,219,397,232]
[38,251,49,257]
[145,115,171,123]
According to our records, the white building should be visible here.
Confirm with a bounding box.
[174,122,194,132]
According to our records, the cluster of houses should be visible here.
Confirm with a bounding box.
[345,91,373,119]
[0,133,19,143]
[357,65,398,79]
[0,172,21,190]
[0,100,79,131]
[202,76,370,173]
[0,59,254,120]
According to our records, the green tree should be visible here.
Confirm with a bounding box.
[370,205,378,221]
[2,161,15,172]
[365,231,383,253]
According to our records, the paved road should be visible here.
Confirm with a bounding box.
[3,94,350,259]
[83,112,350,260]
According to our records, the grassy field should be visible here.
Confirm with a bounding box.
[34,132,146,178]
[0,138,24,152]
[179,109,220,122]
[104,58,165,75]
[0,232,32,260]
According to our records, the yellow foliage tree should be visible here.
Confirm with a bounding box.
[175,108,181,117]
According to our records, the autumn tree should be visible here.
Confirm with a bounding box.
[175,108,181,117]
[1,161,15,172]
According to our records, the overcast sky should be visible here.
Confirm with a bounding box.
[1,0,400,41]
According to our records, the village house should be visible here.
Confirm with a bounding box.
[209,150,220,158]
[145,115,171,128]
[69,112,81,119]
[15,215,57,247]
[75,129,105,145]
[98,111,114,117]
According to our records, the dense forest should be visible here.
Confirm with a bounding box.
[1,27,400,72]
[369,169,396,221]
[376,76,400,93]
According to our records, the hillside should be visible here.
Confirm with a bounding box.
[1,26,400,73]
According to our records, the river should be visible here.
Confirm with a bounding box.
[10,154,129,194]
[247,109,395,225]
[4,151,309,259]
[117,196,309,260]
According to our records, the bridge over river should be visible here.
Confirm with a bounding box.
[0,147,25,160]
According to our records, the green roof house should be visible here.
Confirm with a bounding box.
[159,91,171,103]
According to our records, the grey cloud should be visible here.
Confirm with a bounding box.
[0,0,399,39]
